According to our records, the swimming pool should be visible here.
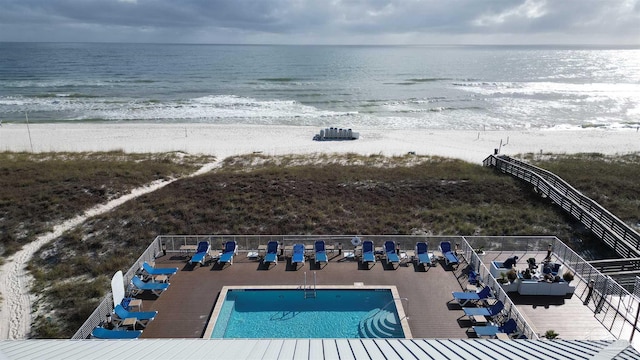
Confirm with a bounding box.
[205,286,409,339]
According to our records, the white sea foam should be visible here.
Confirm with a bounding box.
[456,81,640,98]
[1,44,639,131]
[82,95,354,123]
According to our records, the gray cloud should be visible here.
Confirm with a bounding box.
[0,0,638,44]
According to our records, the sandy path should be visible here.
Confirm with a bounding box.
[0,160,221,339]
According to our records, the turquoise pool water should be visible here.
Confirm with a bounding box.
[210,289,404,339]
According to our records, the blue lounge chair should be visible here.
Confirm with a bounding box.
[439,241,459,267]
[472,319,518,338]
[451,286,492,306]
[415,242,431,267]
[114,304,158,328]
[314,240,328,264]
[460,300,504,321]
[362,240,376,264]
[384,240,400,267]
[189,241,210,266]
[264,241,279,267]
[120,297,136,310]
[142,262,178,278]
[130,275,169,296]
[91,327,142,339]
[292,243,305,269]
[218,241,238,265]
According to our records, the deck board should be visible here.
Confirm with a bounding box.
[481,251,615,340]
[140,252,469,339]
[136,250,613,340]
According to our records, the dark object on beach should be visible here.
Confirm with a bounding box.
[313,127,359,141]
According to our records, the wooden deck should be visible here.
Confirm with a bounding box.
[481,251,615,340]
[133,250,614,340]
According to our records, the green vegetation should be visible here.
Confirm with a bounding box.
[0,151,214,259]
[544,329,559,339]
[0,151,635,337]
[563,271,575,283]
[523,153,640,229]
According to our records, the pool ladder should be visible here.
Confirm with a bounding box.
[303,271,317,299]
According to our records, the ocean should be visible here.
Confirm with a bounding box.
[1,42,639,130]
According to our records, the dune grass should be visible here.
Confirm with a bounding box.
[2,151,635,337]
[521,152,640,228]
[0,151,214,260]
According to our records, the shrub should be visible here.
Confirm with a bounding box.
[562,271,575,282]
[497,272,508,284]
[544,330,559,339]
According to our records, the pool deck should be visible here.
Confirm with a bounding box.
[480,251,615,341]
[136,250,613,340]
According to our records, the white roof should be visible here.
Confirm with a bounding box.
[0,338,638,360]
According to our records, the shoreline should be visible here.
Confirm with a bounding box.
[0,123,638,163]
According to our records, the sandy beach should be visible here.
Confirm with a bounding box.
[0,123,638,339]
[1,123,639,163]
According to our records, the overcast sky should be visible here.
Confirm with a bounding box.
[1,0,638,45]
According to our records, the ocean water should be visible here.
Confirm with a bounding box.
[1,43,639,130]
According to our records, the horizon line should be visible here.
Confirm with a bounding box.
[1,41,639,48]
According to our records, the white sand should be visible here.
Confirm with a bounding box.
[1,123,638,163]
[0,178,186,339]
[0,123,638,339]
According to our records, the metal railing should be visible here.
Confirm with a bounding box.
[302,271,317,299]
[71,237,163,339]
[551,237,640,346]
[159,234,468,260]
[74,234,640,344]
[464,236,640,346]
[589,258,640,290]
[458,237,540,340]
[160,235,552,339]
[483,155,640,258]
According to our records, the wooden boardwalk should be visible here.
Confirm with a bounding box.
[484,155,640,259]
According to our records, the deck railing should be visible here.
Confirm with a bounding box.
[588,258,640,289]
[73,235,538,340]
[74,234,640,344]
[465,236,640,347]
[457,237,540,340]
[71,237,163,339]
[159,234,465,258]
[483,155,640,258]
[551,237,640,345]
